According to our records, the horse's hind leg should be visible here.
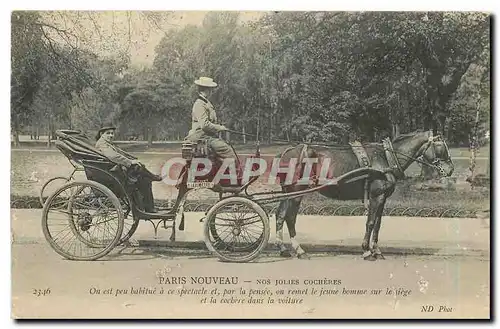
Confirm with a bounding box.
[285,196,309,259]
[276,199,292,257]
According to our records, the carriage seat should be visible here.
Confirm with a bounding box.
[55,130,121,168]
[181,139,215,161]
[54,130,138,198]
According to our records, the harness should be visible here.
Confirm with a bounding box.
[383,132,451,178]
[349,141,371,210]
[382,138,406,179]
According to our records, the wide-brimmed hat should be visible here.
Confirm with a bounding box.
[194,77,217,88]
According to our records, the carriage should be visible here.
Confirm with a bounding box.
[41,128,453,263]
[40,129,378,263]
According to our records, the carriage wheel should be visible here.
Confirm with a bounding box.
[118,197,140,245]
[39,176,72,207]
[209,219,264,253]
[42,180,124,261]
[204,197,269,263]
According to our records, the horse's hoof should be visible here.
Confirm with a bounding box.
[297,253,311,260]
[363,254,377,261]
[280,250,292,258]
[375,253,385,260]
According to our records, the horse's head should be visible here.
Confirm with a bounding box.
[417,132,454,177]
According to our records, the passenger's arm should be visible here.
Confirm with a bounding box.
[97,143,135,167]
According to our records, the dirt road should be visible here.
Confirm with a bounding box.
[12,243,490,319]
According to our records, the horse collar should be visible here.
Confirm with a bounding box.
[382,138,405,179]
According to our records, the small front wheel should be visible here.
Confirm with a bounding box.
[118,197,140,245]
[39,176,72,207]
[203,197,269,263]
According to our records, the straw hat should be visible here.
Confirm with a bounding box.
[194,77,217,88]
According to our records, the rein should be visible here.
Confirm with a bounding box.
[227,129,450,176]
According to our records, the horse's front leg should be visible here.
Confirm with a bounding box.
[362,193,386,261]
[362,209,377,261]
[371,197,388,260]
[372,176,395,260]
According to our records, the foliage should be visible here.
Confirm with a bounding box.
[11,11,491,148]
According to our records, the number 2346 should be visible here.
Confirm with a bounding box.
[33,288,51,297]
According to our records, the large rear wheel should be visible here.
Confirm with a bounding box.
[42,180,124,261]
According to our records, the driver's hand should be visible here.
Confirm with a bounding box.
[131,159,141,166]
[218,125,228,131]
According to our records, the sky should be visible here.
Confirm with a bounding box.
[41,11,265,67]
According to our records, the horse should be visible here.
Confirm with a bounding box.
[273,129,454,261]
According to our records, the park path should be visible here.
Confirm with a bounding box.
[11,209,490,258]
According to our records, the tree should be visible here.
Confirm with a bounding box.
[11,11,45,146]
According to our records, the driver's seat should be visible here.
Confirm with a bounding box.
[180,139,244,186]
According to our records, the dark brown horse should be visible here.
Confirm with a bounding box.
[274,130,454,260]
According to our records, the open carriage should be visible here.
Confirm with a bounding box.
[41,129,398,263]
[41,129,274,263]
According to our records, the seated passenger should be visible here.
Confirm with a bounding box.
[95,123,162,213]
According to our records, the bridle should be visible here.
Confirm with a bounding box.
[384,131,453,178]
[416,133,453,177]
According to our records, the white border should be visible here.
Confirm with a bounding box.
[1,0,498,328]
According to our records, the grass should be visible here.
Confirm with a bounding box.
[10,146,490,214]
[12,137,490,157]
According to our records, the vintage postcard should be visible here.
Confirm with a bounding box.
[10,10,491,319]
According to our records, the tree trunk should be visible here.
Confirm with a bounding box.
[47,120,52,148]
[256,109,261,142]
[12,119,20,147]
[268,113,273,144]
[147,127,153,148]
[392,122,400,139]
[242,125,246,144]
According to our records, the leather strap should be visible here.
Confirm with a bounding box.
[349,141,371,210]
[382,138,405,179]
